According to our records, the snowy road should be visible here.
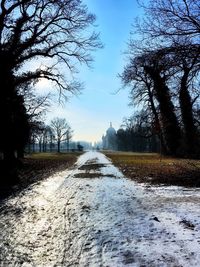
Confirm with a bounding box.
[0,151,200,266]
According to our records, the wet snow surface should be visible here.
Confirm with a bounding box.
[1,152,200,266]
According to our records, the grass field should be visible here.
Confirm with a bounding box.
[104,151,200,187]
[27,152,81,160]
[0,152,82,199]
[19,152,81,183]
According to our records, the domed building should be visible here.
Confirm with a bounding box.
[102,123,117,150]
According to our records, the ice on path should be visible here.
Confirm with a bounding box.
[0,151,200,266]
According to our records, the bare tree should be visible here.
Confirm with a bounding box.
[0,0,101,183]
[117,114,159,152]
[138,0,200,42]
[174,44,200,154]
[21,85,51,121]
[121,48,182,155]
[29,121,48,153]
[0,0,101,87]
[121,0,200,157]
[51,118,71,153]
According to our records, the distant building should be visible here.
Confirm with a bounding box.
[102,123,117,150]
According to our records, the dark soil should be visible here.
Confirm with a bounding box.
[119,163,200,187]
[105,152,200,188]
[0,152,80,200]
[78,163,106,171]
[76,160,114,178]
[74,172,115,178]
[74,172,103,178]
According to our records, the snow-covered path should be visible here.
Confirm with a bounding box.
[1,151,200,266]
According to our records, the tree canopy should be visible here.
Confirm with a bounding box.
[121,0,200,157]
[0,0,101,90]
[0,0,101,184]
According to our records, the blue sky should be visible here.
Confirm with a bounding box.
[38,0,144,143]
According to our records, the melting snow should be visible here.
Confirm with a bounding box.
[0,151,200,266]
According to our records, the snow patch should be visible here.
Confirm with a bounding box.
[0,151,200,266]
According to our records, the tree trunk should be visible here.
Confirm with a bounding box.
[58,140,60,153]
[0,71,18,185]
[1,149,19,185]
[147,84,167,154]
[50,135,53,152]
[179,68,199,156]
[39,141,42,153]
[32,141,35,153]
[0,65,30,184]
[145,66,181,155]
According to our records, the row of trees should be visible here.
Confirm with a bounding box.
[117,116,159,152]
[28,117,73,154]
[121,0,200,157]
[0,0,101,184]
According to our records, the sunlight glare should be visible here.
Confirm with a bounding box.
[36,78,52,95]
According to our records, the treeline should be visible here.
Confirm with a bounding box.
[121,0,200,158]
[28,117,73,154]
[117,116,159,153]
[27,118,92,153]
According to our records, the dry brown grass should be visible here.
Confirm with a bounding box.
[0,152,81,200]
[18,152,81,186]
[104,152,200,187]
[0,152,82,200]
